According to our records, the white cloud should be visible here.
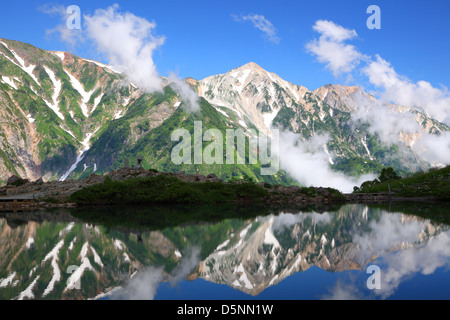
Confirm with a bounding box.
[375,230,450,299]
[234,14,280,44]
[277,130,376,193]
[111,267,163,300]
[363,55,450,126]
[306,20,450,128]
[169,247,200,286]
[40,4,84,47]
[312,20,358,43]
[306,20,365,77]
[348,92,450,167]
[350,94,421,146]
[321,281,362,300]
[306,20,450,167]
[352,212,450,299]
[84,4,165,93]
[44,4,204,110]
[168,72,200,112]
[272,212,333,232]
[411,132,450,166]
[111,246,200,300]
[322,210,450,300]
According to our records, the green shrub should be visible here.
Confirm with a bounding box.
[70,175,269,205]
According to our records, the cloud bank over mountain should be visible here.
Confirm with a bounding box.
[306,19,450,166]
[43,4,200,110]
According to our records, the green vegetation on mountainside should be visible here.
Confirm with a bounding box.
[354,166,450,200]
[74,86,293,185]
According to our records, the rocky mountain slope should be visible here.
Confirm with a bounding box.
[0,38,139,183]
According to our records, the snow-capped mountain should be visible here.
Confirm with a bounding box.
[195,62,309,135]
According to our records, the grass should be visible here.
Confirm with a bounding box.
[69,174,269,205]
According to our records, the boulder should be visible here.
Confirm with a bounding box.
[206,173,221,182]
[7,175,28,186]
[195,174,206,182]
[7,175,22,185]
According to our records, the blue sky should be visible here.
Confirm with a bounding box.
[0,0,449,91]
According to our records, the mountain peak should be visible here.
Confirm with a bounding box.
[314,84,364,99]
[240,61,263,70]
[228,62,267,76]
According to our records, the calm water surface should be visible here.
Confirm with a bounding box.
[0,203,449,300]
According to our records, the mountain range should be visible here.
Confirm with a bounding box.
[0,38,448,187]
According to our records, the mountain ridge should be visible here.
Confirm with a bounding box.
[0,38,448,187]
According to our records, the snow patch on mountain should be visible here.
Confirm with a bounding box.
[123,252,131,263]
[42,240,64,297]
[65,242,95,291]
[215,107,229,118]
[27,114,35,123]
[59,222,75,236]
[59,129,98,181]
[262,107,280,133]
[123,97,132,107]
[114,239,125,250]
[16,275,39,300]
[215,239,230,251]
[361,136,374,160]
[68,237,76,251]
[323,144,334,165]
[64,69,95,118]
[2,76,18,89]
[0,272,17,288]
[234,69,252,93]
[0,41,40,86]
[52,51,66,61]
[91,93,104,115]
[0,50,21,68]
[240,224,252,239]
[43,66,64,120]
[82,58,122,74]
[264,219,281,275]
[263,218,280,249]
[114,110,124,120]
[26,237,34,249]
[90,246,104,268]
[235,263,253,289]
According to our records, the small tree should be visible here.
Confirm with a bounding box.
[378,167,400,182]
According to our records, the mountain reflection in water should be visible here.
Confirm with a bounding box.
[0,203,449,300]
